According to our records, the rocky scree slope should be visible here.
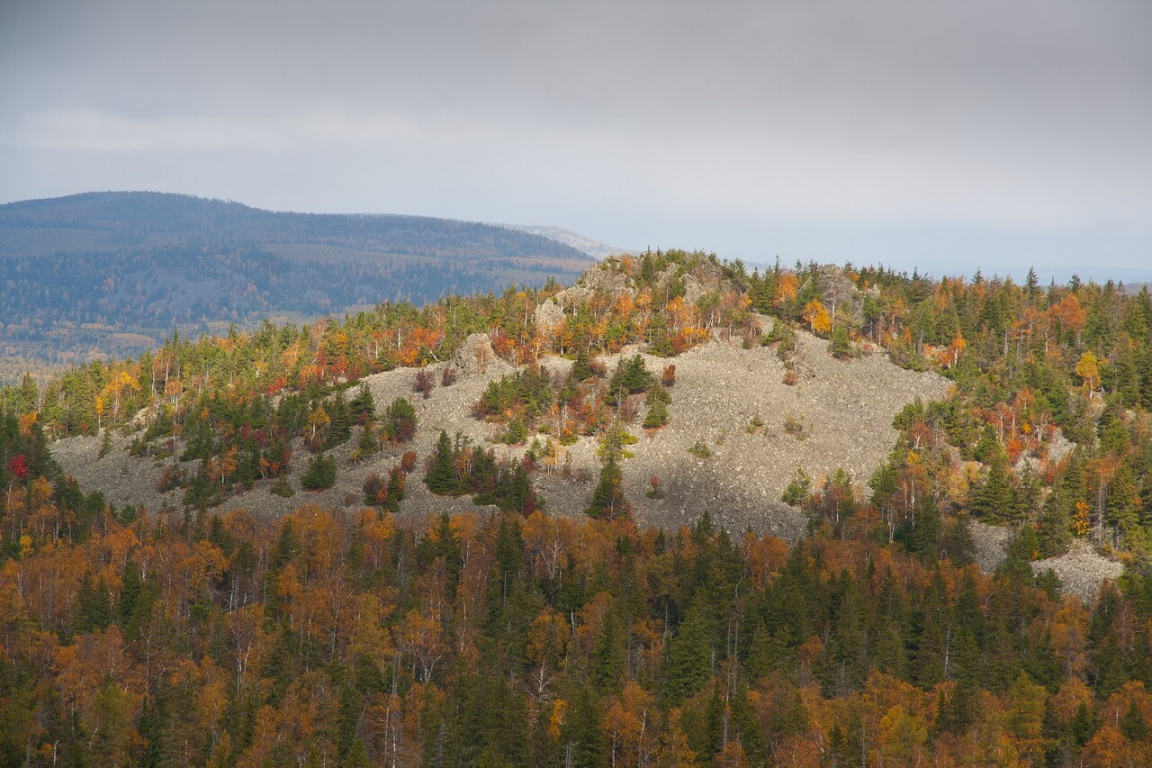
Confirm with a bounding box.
[53,325,950,540]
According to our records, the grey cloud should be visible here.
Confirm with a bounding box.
[1,0,1150,276]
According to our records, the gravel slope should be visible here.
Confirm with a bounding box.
[53,329,948,534]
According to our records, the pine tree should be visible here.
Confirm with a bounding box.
[300,453,337,490]
[383,396,417,443]
[781,468,811,507]
[1037,495,1072,558]
[424,430,457,494]
[349,383,376,424]
[643,383,671,428]
[592,607,626,692]
[643,399,669,428]
[607,355,654,405]
[830,322,853,358]
[571,348,595,381]
[351,420,379,460]
[325,391,352,447]
[969,456,1016,522]
[586,453,629,520]
[663,605,712,706]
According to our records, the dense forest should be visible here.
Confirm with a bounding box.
[2,250,1152,765]
[0,192,594,374]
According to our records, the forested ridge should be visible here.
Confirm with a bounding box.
[2,250,1152,765]
[0,192,593,374]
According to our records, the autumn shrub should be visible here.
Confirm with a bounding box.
[645,475,665,499]
[156,465,185,492]
[440,366,458,387]
[413,369,435,399]
[783,413,807,439]
[363,472,387,505]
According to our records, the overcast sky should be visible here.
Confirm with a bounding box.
[2,0,1150,282]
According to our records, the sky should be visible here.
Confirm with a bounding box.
[2,0,1150,283]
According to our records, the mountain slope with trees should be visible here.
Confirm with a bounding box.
[0,192,596,374]
[2,249,1152,766]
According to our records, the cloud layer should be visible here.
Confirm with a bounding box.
[3,0,1150,279]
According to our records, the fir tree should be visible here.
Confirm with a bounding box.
[349,383,376,424]
[586,453,629,520]
[325,391,352,447]
[424,430,457,494]
[300,453,337,490]
[662,605,712,706]
[352,421,379,459]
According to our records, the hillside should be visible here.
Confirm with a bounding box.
[51,325,950,538]
[4,248,1152,767]
[0,192,597,374]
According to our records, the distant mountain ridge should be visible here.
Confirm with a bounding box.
[0,192,597,374]
[495,222,630,259]
[0,191,591,259]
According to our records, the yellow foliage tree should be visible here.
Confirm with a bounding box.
[1072,500,1092,537]
[802,299,832,335]
[775,274,799,306]
[1075,351,1100,394]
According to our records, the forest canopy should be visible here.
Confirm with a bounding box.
[2,248,1152,766]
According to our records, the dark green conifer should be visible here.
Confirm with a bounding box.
[424,430,457,494]
[586,453,629,520]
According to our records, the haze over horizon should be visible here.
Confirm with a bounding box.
[2,0,1150,283]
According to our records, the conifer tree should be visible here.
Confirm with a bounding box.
[300,453,337,490]
[352,420,379,459]
[662,604,712,706]
[349,383,375,424]
[325,391,352,447]
[424,430,457,494]
[586,453,629,520]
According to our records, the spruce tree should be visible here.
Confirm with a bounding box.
[352,421,379,460]
[325,392,352,447]
[586,453,629,519]
[1037,496,1071,558]
[571,348,595,381]
[349,383,376,424]
[300,453,337,490]
[643,383,671,428]
[662,604,712,706]
[424,430,457,494]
